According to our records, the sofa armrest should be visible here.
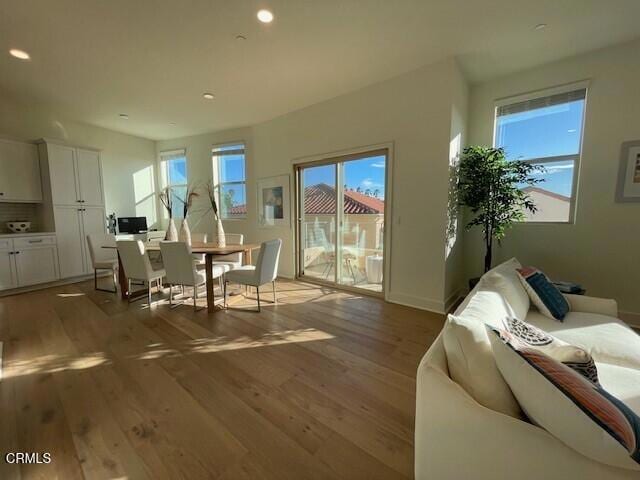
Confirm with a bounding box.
[415,363,633,479]
[564,294,618,317]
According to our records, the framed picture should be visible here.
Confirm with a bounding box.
[257,174,290,227]
[616,140,640,202]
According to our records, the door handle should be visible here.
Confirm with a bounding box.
[14,251,20,254]
[28,239,43,243]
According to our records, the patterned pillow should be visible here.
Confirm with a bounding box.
[502,317,599,385]
[488,326,640,470]
[516,267,570,320]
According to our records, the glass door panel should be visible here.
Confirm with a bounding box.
[299,164,337,282]
[338,155,385,293]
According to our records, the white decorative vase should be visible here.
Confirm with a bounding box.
[166,218,178,241]
[179,218,192,246]
[216,218,226,247]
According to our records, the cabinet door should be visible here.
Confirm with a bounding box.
[48,144,80,205]
[14,247,59,286]
[54,206,86,278]
[81,207,106,274]
[0,249,17,290]
[76,149,104,206]
[0,140,42,202]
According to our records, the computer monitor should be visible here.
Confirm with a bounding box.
[117,217,148,234]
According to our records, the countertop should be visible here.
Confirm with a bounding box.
[0,231,56,238]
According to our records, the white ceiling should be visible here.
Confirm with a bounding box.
[1,0,639,140]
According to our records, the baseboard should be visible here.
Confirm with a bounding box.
[444,288,464,314]
[620,311,640,329]
[0,274,96,297]
[386,291,445,314]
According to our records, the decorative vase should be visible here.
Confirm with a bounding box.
[166,218,178,241]
[179,218,192,246]
[216,218,226,247]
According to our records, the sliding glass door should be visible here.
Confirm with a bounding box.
[296,149,387,294]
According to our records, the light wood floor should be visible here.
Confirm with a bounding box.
[0,278,445,480]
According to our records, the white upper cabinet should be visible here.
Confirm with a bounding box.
[44,141,104,207]
[0,139,43,202]
[47,143,80,205]
[76,148,104,206]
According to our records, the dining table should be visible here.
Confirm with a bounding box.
[106,242,261,313]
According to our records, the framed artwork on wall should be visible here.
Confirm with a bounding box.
[616,140,640,202]
[257,174,290,228]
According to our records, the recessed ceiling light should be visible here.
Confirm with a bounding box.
[9,48,30,60]
[534,23,547,31]
[169,122,176,126]
[257,9,274,23]
[119,113,129,120]
[203,93,215,100]
[236,34,247,41]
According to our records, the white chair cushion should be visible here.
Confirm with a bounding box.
[226,265,257,285]
[489,328,640,471]
[525,311,640,370]
[443,314,522,418]
[94,260,117,269]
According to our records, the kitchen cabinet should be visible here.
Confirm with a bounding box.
[0,235,59,290]
[0,139,42,202]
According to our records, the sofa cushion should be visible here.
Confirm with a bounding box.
[517,266,570,321]
[443,315,522,418]
[483,271,530,321]
[488,327,640,471]
[525,311,640,370]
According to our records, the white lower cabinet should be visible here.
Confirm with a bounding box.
[0,248,18,289]
[0,235,59,290]
[54,205,106,277]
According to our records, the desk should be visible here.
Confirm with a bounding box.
[107,242,260,312]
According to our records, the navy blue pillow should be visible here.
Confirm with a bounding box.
[517,267,570,321]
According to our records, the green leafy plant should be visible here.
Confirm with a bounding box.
[458,146,544,273]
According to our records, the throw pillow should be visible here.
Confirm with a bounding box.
[488,326,640,471]
[502,316,599,385]
[516,266,570,321]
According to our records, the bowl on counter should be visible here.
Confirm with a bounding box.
[6,221,31,233]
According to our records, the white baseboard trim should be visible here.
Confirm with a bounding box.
[444,289,464,314]
[387,291,445,314]
[620,311,640,329]
[0,274,95,298]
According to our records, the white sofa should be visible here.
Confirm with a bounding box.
[415,258,640,479]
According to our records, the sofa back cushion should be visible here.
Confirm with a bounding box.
[488,327,640,471]
[443,314,522,418]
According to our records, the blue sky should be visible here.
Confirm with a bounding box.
[496,99,585,196]
[303,155,386,198]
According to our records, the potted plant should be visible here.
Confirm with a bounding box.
[458,146,544,276]
[159,186,178,241]
[206,181,226,247]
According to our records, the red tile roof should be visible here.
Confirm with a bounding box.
[304,183,384,214]
[225,183,384,216]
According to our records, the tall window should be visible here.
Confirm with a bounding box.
[160,149,187,219]
[494,85,587,223]
[213,143,246,219]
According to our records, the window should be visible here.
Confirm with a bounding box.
[159,149,187,219]
[494,85,587,223]
[213,143,246,219]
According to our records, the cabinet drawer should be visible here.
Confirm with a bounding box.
[0,238,13,250]
[14,236,57,248]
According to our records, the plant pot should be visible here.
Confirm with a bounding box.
[179,218,192,246]
[166,218,178,241]
[216,218,226,247]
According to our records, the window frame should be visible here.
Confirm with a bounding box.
[212,141,247,220]
[159,148,188,220]
[492,81,589,225]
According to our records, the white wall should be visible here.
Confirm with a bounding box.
[0,91,157,225]
[158,58,468,312]
[467,38,640,321]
